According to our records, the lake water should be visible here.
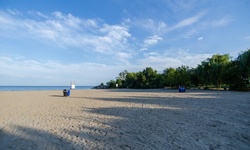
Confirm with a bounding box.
[0,86,94,91]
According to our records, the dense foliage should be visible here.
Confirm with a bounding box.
[104,49,250,91]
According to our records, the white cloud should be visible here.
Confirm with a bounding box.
[137,49,212,71]
[129,18,168,35]
[144,35,162,46]
[137,55,182,71]
[124,11,205,44]
[165,0,200,13]
[157,22,168,33]
[198,16,233,29]
[113,52,132,65]
[7,9,22,15]
[211,16,233,27]
[52,11,84,30]
[28,11,49,19]
[184,29,199,38]
[129,11,205,39]
[197,37,203,40]
[144,52,160,57]
[125,10,206,39]
[100,24,131,45]
[36,11,49,19]
[0,10,133,64]
[170,11,206,30]
[140,48,148,51]
[0,56,121,85]
[0,56,12,61]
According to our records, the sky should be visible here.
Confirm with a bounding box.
[0,0,249,86]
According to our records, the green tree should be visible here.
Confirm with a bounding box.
[118,70,128,81]
[103,50,249,91]
[225,49,250,90]
[142,67,158,88]
[116,70,129,88]
[106,80,116,88]
[238,49,250,80]
[126,72,137,88]
[163,67,176,87]
[196,54,230,88]
[116,78,123,88]
[189,68,199,87]
[175,65,190,86]
[208,54,230,88]
[155,74,165,88]
[200,61,212,86]
[136,71,146,88]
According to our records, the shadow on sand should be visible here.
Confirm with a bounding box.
[50,95,65,97]
[1,90,249,149]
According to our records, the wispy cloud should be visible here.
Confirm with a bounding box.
[137,49,212,71]
[129,11,206,39]
[184,29,199,38]
[0,56,122,85]
[144,35,162,46]
[211,16,233,27]
[197,37,203,40]
[0,10,133,64]
[198,16,233,30]
[128,18,168,35]
[6,9,22,15]
[140,48,148,51]
[97,24,131,54]
[165,0,200,13]
[139,35,163,52]
[170,11,206,30]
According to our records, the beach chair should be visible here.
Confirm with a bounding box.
[67,89,70,96]
[178,86,185,92]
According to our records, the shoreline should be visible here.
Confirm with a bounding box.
[0,86,94,92]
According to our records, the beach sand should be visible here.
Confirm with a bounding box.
[0,89,249,150]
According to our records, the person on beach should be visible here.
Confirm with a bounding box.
[63,89,70,97]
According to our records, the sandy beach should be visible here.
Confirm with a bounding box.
[0,89,249,150]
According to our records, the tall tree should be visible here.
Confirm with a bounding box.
[175,65,190,86]
[163,67,176,87]
[238,49,250,80]
[197,54,230,88]
[116,78,123,88]
[142,67,158,88]
[118,70,128,81]
[208,54,230,88]
[200,61,212,86]
[225,49,250,90]
[106,80,116,88]
[189,68,199,87]
[126,72,137,88]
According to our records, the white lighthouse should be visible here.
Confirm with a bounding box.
[71,82,75,89]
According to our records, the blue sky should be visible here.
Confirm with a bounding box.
[0,0,249,86]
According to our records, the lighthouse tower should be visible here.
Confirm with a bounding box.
[71,82,75,89]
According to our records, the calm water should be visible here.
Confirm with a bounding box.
[0,86,93,91]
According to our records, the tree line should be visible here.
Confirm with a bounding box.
[100,49,249,91]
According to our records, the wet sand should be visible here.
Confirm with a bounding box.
[0,89,249,149]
